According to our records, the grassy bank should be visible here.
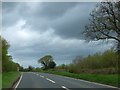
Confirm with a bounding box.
[43,70,119,87]
[2,72,21,88]
[0,73,2,89]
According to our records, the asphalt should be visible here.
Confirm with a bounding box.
[16,72,118,90]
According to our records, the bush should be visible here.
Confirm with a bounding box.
[57,49,118,74]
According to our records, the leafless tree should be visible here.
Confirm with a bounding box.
[84,1,120,53]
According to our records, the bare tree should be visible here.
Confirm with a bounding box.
[84,2,120,53]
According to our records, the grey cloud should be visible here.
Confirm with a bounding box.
[2,2,21,27]
[21,2,80,32]
[2,2,18,12]
[51,3,96,39]
[8,37,113,67]
[25,2,96,39]
[2,2,113,68]
[38,2,78,19]
[2,2,97,39]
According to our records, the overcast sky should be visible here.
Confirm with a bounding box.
[2,2,114,68]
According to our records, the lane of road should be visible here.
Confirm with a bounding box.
[17,72,61,88]
[16,72,118,90]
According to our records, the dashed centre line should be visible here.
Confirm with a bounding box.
[35,73,70,90]
[61,86,70,90]
[40,75,45,78]
[46,78,56,84]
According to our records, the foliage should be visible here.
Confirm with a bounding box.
[33,67,43,72]
[48,61,56,69]
[28,66,34,71]
[2,37,20,72]
[0,73,1,90]
[43,70,119,87]
[38,55,56,70]
[56,49,118,74]
[84,2,120,53]
[19,66,24,71]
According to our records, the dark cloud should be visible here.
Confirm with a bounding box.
[2,2,96,39]
[8,39,113,67]
[2,2,20,27]
[2,2,18,12]
[51,3,96,39]
[2,2,113,68]
[38,2,78,19]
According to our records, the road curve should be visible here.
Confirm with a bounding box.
[16,72,118,90]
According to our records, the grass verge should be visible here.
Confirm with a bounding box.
[0,73,2,89]
[43,70,119,87]
[2,71,21,88]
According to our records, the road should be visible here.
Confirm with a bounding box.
[16,72,118,90]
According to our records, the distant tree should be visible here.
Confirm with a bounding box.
[38,55,56,70]
[28,66,34,71]
[48,61,56,69]
[84,2,120,53]
[19,66,24,71]
[61,64,66,69]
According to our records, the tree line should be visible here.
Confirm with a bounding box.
[84,1,120,73]
[1,1,120,73]
[64,49,118,74]
[18,55,56,72]
[36,1,120,74]
[2,36,21,72]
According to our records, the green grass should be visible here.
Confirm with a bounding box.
[2,72,21,88]
[43,70,119,87]
[0,73,2,90]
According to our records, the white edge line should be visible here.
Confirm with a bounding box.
[73,78,119,89]
[47,73,119,89]
[46,78,55,84]
[69,77,118,88]
[61,86,70,90]
[14,72,23,89]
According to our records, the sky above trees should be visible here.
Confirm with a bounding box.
[2,2,114,67]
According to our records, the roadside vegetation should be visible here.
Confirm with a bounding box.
[61,49,118,74]
[33,48,118,87]
[38,2,120,87]
[2,36,21,89]
[23,48,119,87]
[2,72,20,88]
[2,1,119,88]
[44,70,119,87]
[0,73,1,89]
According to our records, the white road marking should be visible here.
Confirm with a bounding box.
[14,72,23,89]
[75,78,118,88]
[46,78,55,84]
[40,75,45,78]
[50,73,118,89]
[66,77,118,88]
[61,86,70,90]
